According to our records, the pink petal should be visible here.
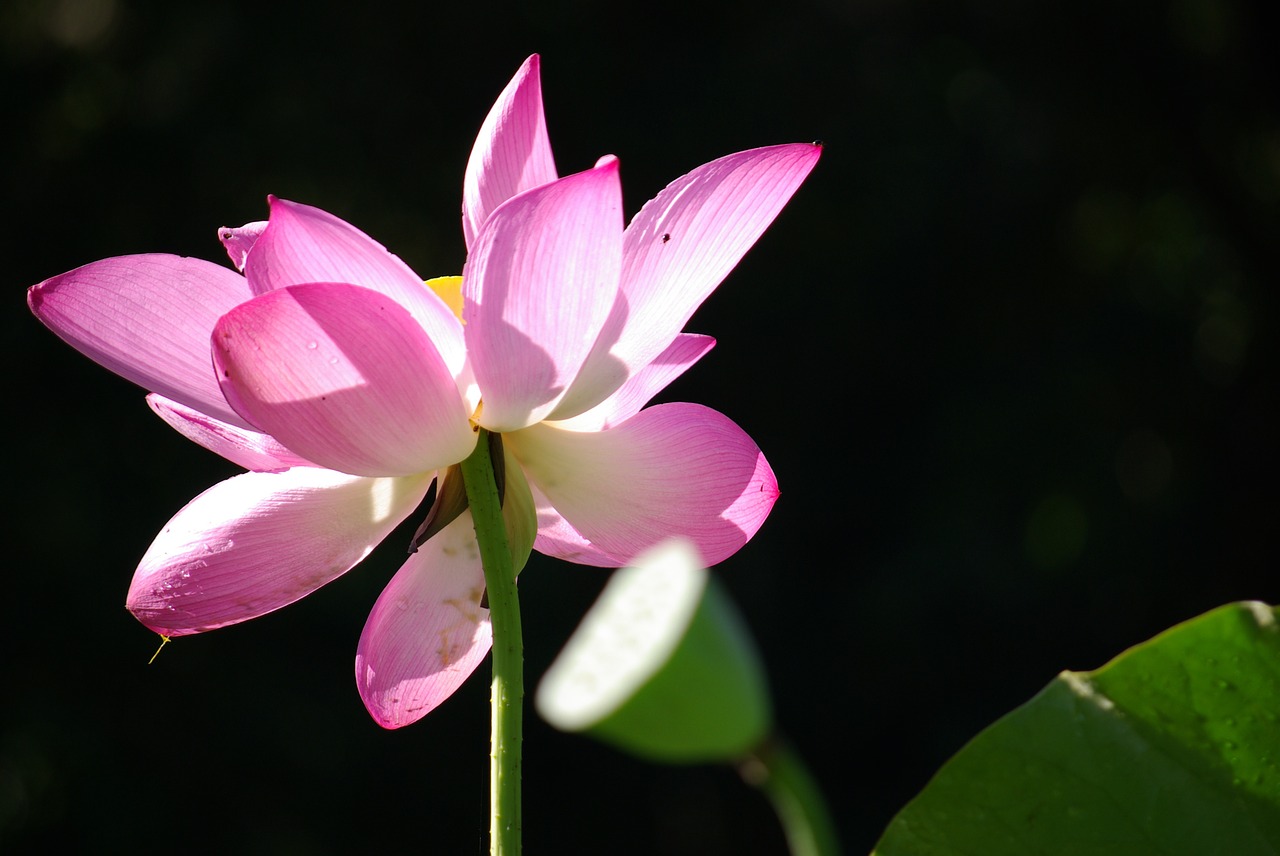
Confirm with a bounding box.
[463,159,623,432]
[147,393,315,472]
[556,144,821,417]
[213,282,475,478]
[356,510,492,728]
[527,480,625,567]
[551,334,715,431]
[462,54,558,251]
[508,402,778,566]
[243,197,466,378]
[29,254,255,429]
[218,220,267,271]
[128,468,434,636]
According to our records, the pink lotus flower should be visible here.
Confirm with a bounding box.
[28,54,819,728]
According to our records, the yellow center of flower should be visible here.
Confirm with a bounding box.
[426,275,465,323]
[425,276,484,423]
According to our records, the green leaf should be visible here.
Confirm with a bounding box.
[873,602,1280,856]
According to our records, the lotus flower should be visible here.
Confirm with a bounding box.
[28,54,819,728]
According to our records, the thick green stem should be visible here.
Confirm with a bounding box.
[741,736,841,856]
[459,428,522,856]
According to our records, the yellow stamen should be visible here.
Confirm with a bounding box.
[426,276,465,323]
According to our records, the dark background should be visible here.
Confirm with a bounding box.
[5,0,1277,853]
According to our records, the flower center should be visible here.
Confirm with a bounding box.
[426,275,465,323]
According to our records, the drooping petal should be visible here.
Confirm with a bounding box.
[213,282,476,478]
[356,510,492,729]
[527,480,625,568]
[550,334,715,432]
[128,468,434,636]
[242,197,466,378]
[507,403,778,567]
[555,144,821,417]
[463,159,623,432]
[462,54,558,252]
[219,220,267,271]
[29,254,255,428]
[147,394,314,473]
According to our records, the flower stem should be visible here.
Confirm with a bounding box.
[460,428,522,856]
[740,736,841,856]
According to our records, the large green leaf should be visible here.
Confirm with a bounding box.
[874,602,1280,855]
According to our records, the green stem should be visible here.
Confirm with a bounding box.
[459,428,522,856]
[741,736,841,856]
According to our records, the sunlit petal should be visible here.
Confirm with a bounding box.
[527,479,625,567]
[463,160,623,431]
[29,254,254,428]
[218,220,267,272]
[550,334,715,431]
[558,144,820,416]
[244,197,466,377]
[462,54,558,251]
[128,468,433,636]
[147,393,314,473]
[509,403,777,566]
[213,282,475,477]
[356,510,492,729]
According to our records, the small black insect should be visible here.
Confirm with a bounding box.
[661,233,671,243]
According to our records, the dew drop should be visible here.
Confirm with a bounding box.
[307,341,318,349]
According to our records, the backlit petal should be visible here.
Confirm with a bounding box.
[147,394,314,473]
[356,510,492,729]
[550,334,715,431]
[128,468,433,636]
[29,254,254,428]
[462,54,558,251]
[558,144,820,416]
[219,220,267,271]
[463,160,623,431]
[244,197,466,377]
[213,282,475,477]
[527,480,625,568]
[508,403,777,566]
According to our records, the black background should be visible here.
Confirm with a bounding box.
[5,0,1278,853]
